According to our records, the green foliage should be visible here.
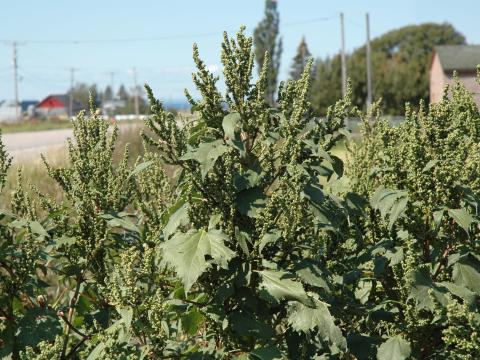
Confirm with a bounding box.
[311,23,466,114]
[254,0,282,105]
[376,336,411,360]
[0,145,50,359]
[346,75,480,357]
[290,36,312,81]
[2,25,480,359]
[0,129,11,191]
[143,27,354,357]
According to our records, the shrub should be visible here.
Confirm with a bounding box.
[1,27,480,360]
[346,75,480,358]
[142,27,353,358]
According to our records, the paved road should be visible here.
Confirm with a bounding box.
[3,123,140,163]
[3,128,72,162]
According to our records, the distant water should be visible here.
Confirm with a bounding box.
[161,99,191,110]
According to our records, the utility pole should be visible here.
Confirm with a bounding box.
[68,68,76,117]
[12,42,20,121]
[132,67,139,118]
[366,13,373,107]
[109,71,115,99]
[340,13,347,98]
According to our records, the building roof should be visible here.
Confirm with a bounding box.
[20,100,39,112]
[37,94,83,112]
[49,94,69,106]
[435,45,480,72]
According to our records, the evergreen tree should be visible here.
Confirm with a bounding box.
[290,36,312,80]
[103,85,113,102]
[310,56,342,115]
[254,0,282,105]
[117,84,129,101]
[67,83,100,110]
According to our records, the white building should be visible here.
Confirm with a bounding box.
[0,101,21,123]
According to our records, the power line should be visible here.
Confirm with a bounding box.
[18,68,69,84]
[68,68,77,116]
[345,16,364,29]
[283,15,336,27]
[366,13,373,107]
[131,67,139,117]
[1,32,223,45]
[340,13,347,98]
[12,42,19,120]
[0,16,337,45]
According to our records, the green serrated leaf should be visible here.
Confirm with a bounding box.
[452,257,480,293]
[258,232,281,253]
[163,203,189,239]
[181,307,205,336]
[257,269,313,306]
[222,112,242,140]
[161,229,235,292]
[180,140,229,179]
[236,187,266,218]
[29,221,49,237]
[432,209,445,230]
[355,280,373,304]
[129,160,153,178]
[293,260,330,291]
[371,187,408,230]
[250,345,282,360]
[16,308,62,348]
[448,208,475,233]
[377,336,411,360]
[106,216,139,232]
[439,281,477,308]
[117,307,133,330]
[407,267,446,311]
[287,298,346,349]
[384,247,404,266]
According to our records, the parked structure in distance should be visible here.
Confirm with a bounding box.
[0,101,19,123]
[35,94,83,119]
[430,45,480,106]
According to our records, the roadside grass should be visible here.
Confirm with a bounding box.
[0,122,361,206]
[0,118,146,134]
[0,123,146,206]
[0,119,72,134]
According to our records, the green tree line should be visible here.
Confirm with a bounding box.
[254,0,465,115]
[67,83,149,115]
[303,23,466,114]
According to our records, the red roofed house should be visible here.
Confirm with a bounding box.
[35,94,83,118]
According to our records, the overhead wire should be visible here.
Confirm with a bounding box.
[0,14,338,98]
[0,15,337,45]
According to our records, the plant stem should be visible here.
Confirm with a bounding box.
[60,270,84,359]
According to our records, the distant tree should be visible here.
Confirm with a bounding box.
[89,84,101,107]
[310,56,342,115]
[290,36,312,80]
[310,22,466,115]
[67,83,100,110]
[115,86,149,115]
[103,85,113,102]
[117,84,129,101]
[254,0,282,105]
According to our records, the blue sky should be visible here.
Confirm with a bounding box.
[0,0,478,102]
